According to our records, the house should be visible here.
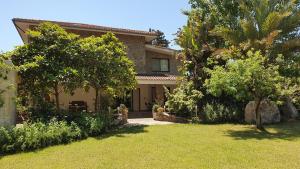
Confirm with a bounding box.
[12,18,180,115]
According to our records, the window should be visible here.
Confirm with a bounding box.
[152,58,169,72]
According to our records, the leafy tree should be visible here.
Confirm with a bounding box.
[177,0,300,112]
[210,0,300,76]
[11,22,81,110]
[209,0,300,106]
[79,33,136,112]
[205,50,285,129]
[175,5,232,110]
[176,10,215,91]
[211,0,300,54]
[177,0,242,91]
[149,29,170,47]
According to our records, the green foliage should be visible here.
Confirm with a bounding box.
[202,102,243,123]
[206,50,283,101]
[191,116,201,124]
[71,113,106,137]
[0,113,110,154]
[0,119,82,154]
[206,50,286,128]
[11,22,136,113]
[209,0,300,94]
[79,33,136,112]
[211,0,300,52]
[0,127,13,152]
[149,29,170,47]
[173,0,300,128]
[176,9,217,90]
[11,22,81,110]
[165,81,203,117]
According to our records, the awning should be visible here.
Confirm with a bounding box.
[136,73,178,85]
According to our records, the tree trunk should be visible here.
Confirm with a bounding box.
[54,83,60,111]
[255,98,264,130]
[95,88,99,112]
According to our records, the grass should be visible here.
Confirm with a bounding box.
[1,121,300,169]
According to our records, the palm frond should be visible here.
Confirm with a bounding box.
[262,12,291,36]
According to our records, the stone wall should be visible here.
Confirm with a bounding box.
[0,69,17,127]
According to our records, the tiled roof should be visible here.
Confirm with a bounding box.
[12,18,158,37]
[136,73,177,81]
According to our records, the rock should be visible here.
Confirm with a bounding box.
[154,111,175,122]
[245,99,281,124]
[280,98,299,120]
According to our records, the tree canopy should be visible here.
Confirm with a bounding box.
[12,22,81,110]
[79,33,136,112]
[149,29,170,48]
[11,22,137,113]
[168,0,300,126]
[206,50,284,129]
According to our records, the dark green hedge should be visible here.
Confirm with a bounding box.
[0,113,109,155]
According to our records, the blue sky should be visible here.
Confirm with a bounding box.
[0,0,190,52]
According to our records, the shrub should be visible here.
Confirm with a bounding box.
[64,112,107,137]
[152,104,160,113]
[202,102,243,123]
[0,115,108,155]
[0,127,13,153]
[6,119,83,153]
[191,116,201,124]
[165,82,203,117]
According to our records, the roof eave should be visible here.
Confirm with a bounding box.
[12,18,157,43]
[145,44,177,56]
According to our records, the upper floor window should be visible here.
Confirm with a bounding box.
[152,58,169,72]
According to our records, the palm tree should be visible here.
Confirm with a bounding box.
[212,0,300,58]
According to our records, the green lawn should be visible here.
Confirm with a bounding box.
[1,122,300,169]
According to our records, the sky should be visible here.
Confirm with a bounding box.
[0,0,190,52]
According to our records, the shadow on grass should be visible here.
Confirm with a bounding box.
[95,124,148,140]
[225,121,300,141]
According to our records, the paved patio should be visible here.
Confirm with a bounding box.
[127,118,174,125]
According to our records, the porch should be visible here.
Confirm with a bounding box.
[128,74,177,116]
[57,74,177,117]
